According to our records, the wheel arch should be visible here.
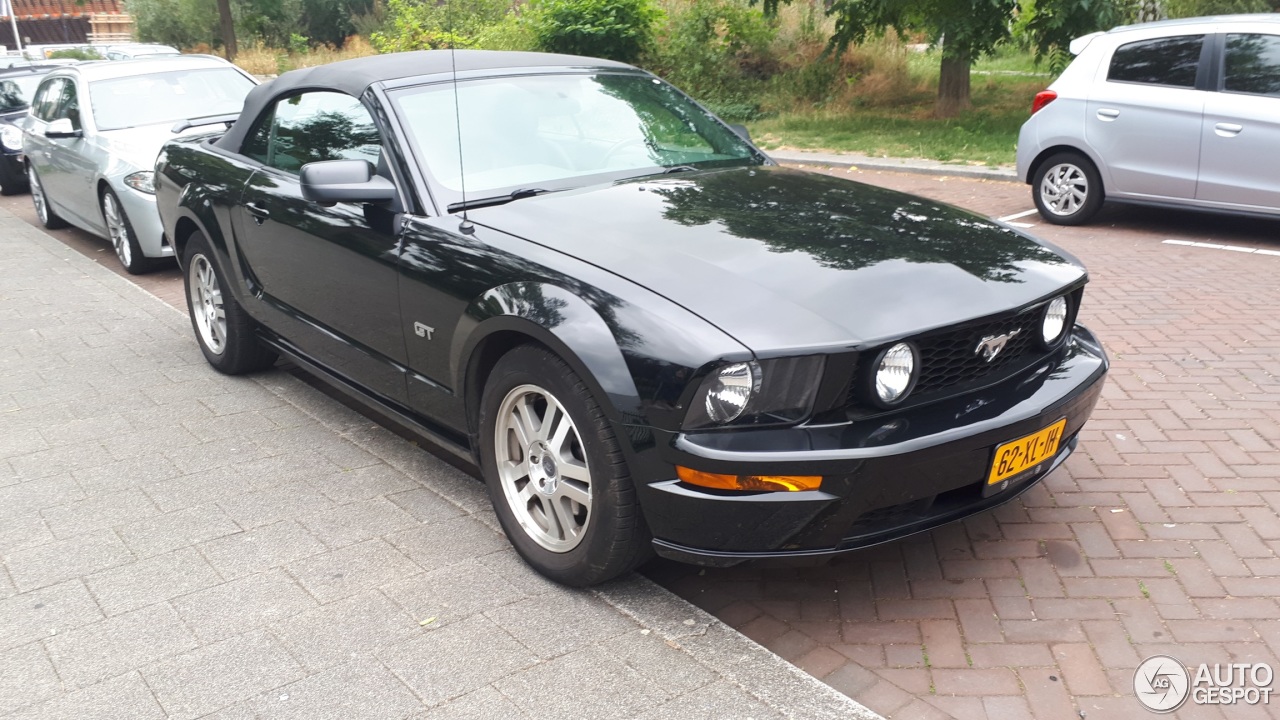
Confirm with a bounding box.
[170,185,232,270]
[1027,144,1106,196]
[454,282,646,447]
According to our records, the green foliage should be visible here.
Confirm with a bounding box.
[526,0,663,63]
[128,0,220,48]
[1164,0,1271,16]
[371,0,511,50]
[48,48,102,59]
[130,0,371,51]
[473,11,538,51]
[237,0,305,47]
[1019,0,1123,71]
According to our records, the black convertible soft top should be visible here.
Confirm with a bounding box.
[214,49,633,153]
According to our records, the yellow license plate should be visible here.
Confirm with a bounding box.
[988,419,1067,485]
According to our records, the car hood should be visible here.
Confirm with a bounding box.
[468,166,1086,354]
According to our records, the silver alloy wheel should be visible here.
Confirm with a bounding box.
[29,167,47,225]
[188,254,226,355]
[1039,163,1089,216]
[102,193,131,267]
[494,383,593,553]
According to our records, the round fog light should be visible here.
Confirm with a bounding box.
[875,342,917,405]
[1042,296,1068,345]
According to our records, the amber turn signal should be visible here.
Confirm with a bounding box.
[676,466,821,492]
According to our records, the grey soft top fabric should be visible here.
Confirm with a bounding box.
[214,49,633,154]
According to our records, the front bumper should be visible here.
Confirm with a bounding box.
[639,325,1108,566]
[111,179,173,258]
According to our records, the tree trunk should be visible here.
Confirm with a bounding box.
[936,51,972,118]
[217,0,237,61]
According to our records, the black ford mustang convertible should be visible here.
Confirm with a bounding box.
[155,50,1107,586]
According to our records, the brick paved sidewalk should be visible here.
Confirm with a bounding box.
[0,208,876,720]
[653,171,1280,720]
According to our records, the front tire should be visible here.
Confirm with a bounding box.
[479,345,650,586]
[29,166,67,229]
[1032,152,1103,226]
[102,189,161,274]
[183,231,277,374]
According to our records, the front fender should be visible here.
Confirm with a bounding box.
[453,282,645,424]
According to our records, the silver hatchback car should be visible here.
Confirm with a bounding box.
[22,57,256,273]
[1017,15,1280,225]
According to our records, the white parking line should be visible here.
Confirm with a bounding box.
[996,208,1040,222]
[1163,239,1280,256]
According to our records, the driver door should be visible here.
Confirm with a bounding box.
[234,90,410,405]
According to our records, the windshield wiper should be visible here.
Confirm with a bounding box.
[662,165,699,174]
[448,187,556,212]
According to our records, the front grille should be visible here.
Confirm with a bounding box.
[845,309,1049,412]
[913,315,1038,397]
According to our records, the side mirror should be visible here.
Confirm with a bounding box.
[728,124,751,143]
[45,117,81,138]
[299,159,396,204]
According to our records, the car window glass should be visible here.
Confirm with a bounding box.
[1224,33,1280,96]
[242,91,381,174]
[31,77,63,121]
[51,79,81,130]
[89,68,254,131]
[1108,35,1204,87]
[0,74,44,112]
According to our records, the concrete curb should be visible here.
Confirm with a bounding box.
[768,148,1020,183]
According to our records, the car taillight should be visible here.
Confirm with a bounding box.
[1031,90,1058,115]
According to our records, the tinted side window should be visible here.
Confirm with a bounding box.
[1108,35,1204,87]
[51,80,82,130]
[241,91,381,174]
[1224,33,1280,96]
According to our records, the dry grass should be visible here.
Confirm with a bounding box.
[220,35,379,77]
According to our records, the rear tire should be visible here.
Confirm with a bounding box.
[183,231,277,374]
[478,344,651,586]
[29,166,67,230]
[1032,152,1103,226]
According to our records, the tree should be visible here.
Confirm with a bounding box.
[812,0,1018,117]
[218,0,237,59]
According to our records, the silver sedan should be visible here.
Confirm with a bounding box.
[21,56,256,273]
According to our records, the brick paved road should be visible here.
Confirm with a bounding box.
[650,168,1280,719]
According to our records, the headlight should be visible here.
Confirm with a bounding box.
[1041,295,1068,345]
[123,170,156,194]
[684,356,825,429]
[0,124,22,151]
[874,342,917,405]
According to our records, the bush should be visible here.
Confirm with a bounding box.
[48,48,102,60]
[474,11,538,51]
[644,0,775,115]
[371,0,511,51]
[526,0,662,64]
[128,0,219,48]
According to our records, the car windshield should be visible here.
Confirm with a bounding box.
[0,74,46,112]
[89,67,254,131]
[391,72,763,201]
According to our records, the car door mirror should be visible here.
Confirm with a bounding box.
[728,124,751,142]
[299,159,396,204]
[45,117,81,138]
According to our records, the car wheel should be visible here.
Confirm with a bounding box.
[101,189,161,274]
[183,231,278,374]
[1033,152,1103,226]
[28,166,67,229]
[479,344,651,586]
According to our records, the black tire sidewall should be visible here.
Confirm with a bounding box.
[183,231,276,374]
[30,167,67,230]
[1033,152,1103,226]
[478,346,646,586]
[102,189,154,274]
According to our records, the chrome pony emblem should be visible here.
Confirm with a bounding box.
[975,329,1020,362]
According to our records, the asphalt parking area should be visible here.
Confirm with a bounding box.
[5,167,1280,720]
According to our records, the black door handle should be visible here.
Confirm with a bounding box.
[245,202,269,225]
